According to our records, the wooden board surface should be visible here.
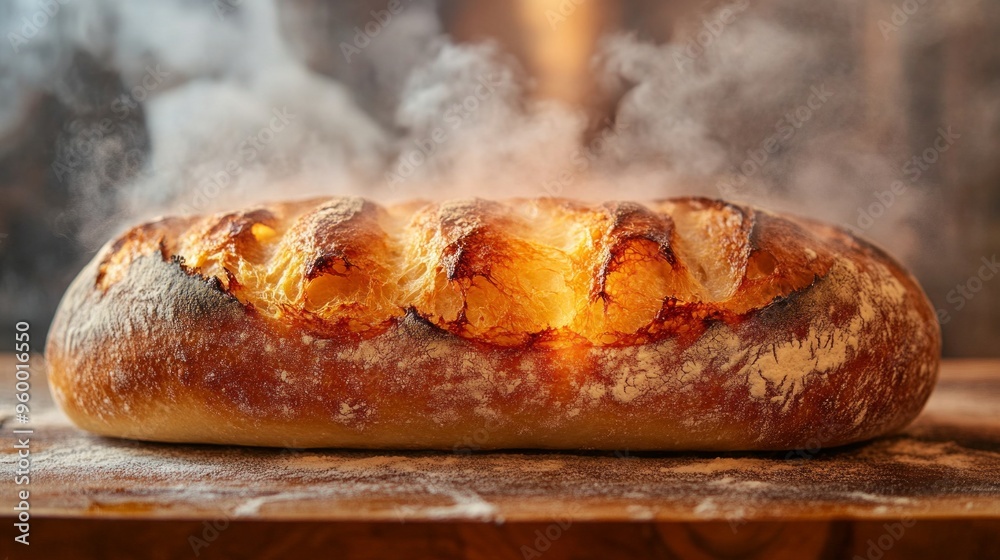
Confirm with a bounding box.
[1,356,999,523]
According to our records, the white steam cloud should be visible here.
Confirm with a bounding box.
[1,0,990,271]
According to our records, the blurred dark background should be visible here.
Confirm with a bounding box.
[1,0,998,355]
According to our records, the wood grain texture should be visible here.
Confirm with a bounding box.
[2,520,999,560]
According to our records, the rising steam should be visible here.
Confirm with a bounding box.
[0,0,984,270]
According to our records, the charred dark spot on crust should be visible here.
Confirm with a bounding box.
[451,304,472,334]
[222,267,242,292]
[747,211,768,254]
[409,304,481,344]
[750,274,824,328]
[125,254,246,321]
[156,240,170,261]
[522,326,590,348]
[403,307,440,330]
[649,298,732,339]
[436,199,509,283]
[205,275,226,293]
[394,307,449,342]
[305,251,353,280]
[591,202,676,302]
[602,201,676,263]
[209,208,277,239]
[168,254,243,304]
[295,197,384,282]
[409,306,458,337]
[95,217,194,290]
[440,230,503,283]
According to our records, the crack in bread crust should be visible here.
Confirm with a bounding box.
[93,197,838,347]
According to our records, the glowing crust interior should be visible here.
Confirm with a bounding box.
[96,197,835,346]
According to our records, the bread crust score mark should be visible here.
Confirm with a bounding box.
[46,197,941,450]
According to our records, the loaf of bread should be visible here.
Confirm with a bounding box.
[45,197,940,450]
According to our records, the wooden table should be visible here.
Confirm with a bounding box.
[1,356,998,559]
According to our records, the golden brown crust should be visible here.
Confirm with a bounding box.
[46,197,941,450]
